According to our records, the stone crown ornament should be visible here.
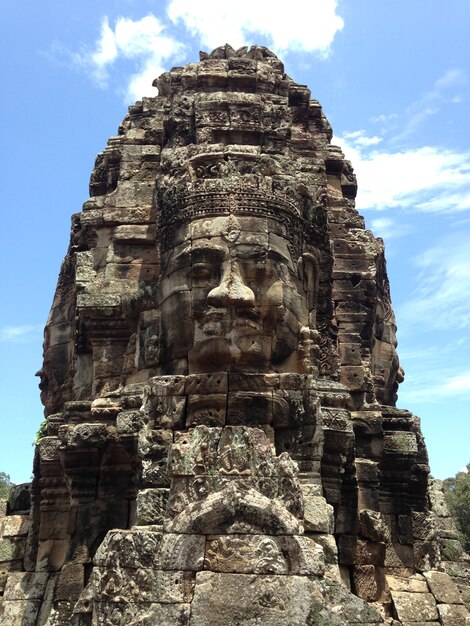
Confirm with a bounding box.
[159,181,304,256]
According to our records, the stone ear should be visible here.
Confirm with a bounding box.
[299,252,320,311]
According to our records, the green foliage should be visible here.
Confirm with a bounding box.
[443,462,470,551]
[0,472,12,498]
[34,420,48,445]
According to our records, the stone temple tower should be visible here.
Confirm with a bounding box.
[1,45,469,625]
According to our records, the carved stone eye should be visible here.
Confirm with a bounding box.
[192,263,213,281]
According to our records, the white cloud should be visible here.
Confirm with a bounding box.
[442,372,470,392]
[91,17,118,70]
[79,15,184,101]
[392,68,466,144]
[335,133,470,214]
[399,234,470,331]
[370,112,398,124]
[338,70,470,215]
[397,339,470,404]
[0,325,39,342]
[342,130,382,147]
[69,3,345,101]
[369,217,412,240]
[167,0,344,56]
[400,371,470,402]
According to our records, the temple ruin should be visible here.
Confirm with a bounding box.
[1,45,469,625]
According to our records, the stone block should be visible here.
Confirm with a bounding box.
[0,599,41,626]
[387,574,428,593]
[400,623,440,626]
[141,459,170,488]
[424,570,464,604]
[383,431,418,456]
[435,515,461,540]
[359,510,385,543]
[89,602,191,625]
[94,529,163,568]
[324,563,342,583]
[136,489,169,525]
[169,427,221,476]
[203,534,324,576]
[437,603,470,625]
[189,572,329,626]
[275,425,322,472]
[116,409,147,434]
[312,533,339,564]
[114,224,156,243]
[397,515,414,544]
[428,478,451,517]
[391,591,438,622]
[63,423,115,449]
[442,560,470,580]
[356,460,379,483]
[187,394,227,426]
[321,407,352,431]
[440,538,464,561]
[7,484,31,513]
[152,395,187,429]
[355,539,386,565]
[302,492,334,533]
[55,563,84,602]
[338,535,357,565]
[458,583,470,611]
[91,567,195,604]
[138,428,173,460]
[226,391,273,426]
[0,536,26,563]
[3,572,49,600]
[156,533,205,571]
[36,539,68,571]
[94,529,205,572]
[353,564,378,602]
[340,366,365,391]
[37,437,62,462]
[338,343,362,365]
[0,515,31,538]
[76,293,121,310]
[289,536,325,576]
[146,376,186,397]
[385,542,415,568]
[185,373,228,394]
[204,534,288,574]
[320,577,384,623]
[229,372,279,391]
[38,511,70,541]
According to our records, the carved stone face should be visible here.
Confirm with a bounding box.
[160,215,309,373]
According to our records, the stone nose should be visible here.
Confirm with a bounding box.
[207,261,255,307]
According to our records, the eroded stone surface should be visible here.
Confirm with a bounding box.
[1,43,469,626]
[189,572,382,625]
[391,591,438,622]
[437,602,470,626]
[424,570,464,604]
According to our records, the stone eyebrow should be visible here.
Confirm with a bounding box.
[232,246,290,265]
[168,248,191,270]
[191,246,226,262]
[232,244,266,259]
[267,247,289,262]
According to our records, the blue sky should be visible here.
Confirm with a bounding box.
[1,0,469,483]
